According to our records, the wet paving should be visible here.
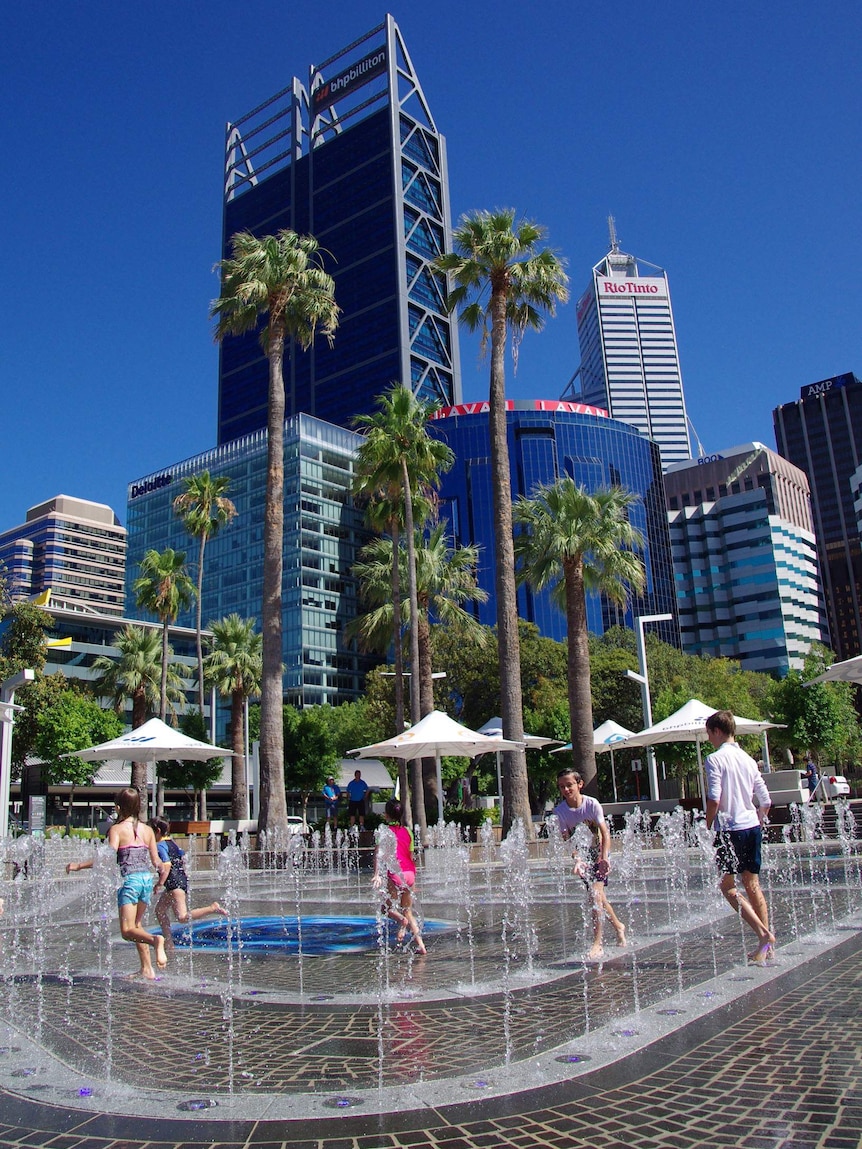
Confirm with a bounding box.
[0,834,860,1147]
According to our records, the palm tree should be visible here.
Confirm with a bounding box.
[91,624,185,804]
[352,384,454,836]
[513,480,645,795]
[173,471,237,725]
[435,209,569,836]
[351,524,487,817]
[211,228,339,843]
[205,614,263,819]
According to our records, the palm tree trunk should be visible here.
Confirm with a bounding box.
[390,519,412,828]
[565,558,598,794]
[259,322,290,842]
[131,687,148,814]
[231,686,249,819]
[402,458,427,842]
[157,623,169,815]
[488,286,531,838]
[196,533,207,718]
[418,612,438,820]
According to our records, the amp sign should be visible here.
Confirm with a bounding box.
[800,371,856,401]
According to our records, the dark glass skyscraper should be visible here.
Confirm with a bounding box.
[218,16,461,445]
[774,371,862,662]
[429,401,678,644]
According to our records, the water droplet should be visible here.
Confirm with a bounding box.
[323,1095,363,1109]
[656,1008,685,1016]
[555,1053,591,1064]
[177,1098,217,1111]
[78,1087,93,1097]
[12,1068,40,1077]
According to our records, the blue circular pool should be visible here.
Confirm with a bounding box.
[168,915,450,955]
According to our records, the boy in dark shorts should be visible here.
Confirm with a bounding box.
[704,710,776,964]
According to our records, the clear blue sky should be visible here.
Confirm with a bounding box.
[3,1,860,526]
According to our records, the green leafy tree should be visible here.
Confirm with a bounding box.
[319,699,386,760]
[283,705,340,826]
[173,471,238,719]
[514,481,645,795]
[212,228,339,843]
[8,672,71,773]
[35,692,123,829]
[768,645,862,768]
[205,614,263,819]
[353,384,454,837]
[436,209,569,836]
[0,602,51,678]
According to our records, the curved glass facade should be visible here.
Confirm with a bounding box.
[429,403,678,643]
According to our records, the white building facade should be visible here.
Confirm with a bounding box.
[570,234,691,470]
[664,444,825,675]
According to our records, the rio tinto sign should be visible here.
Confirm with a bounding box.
[597,276,667,298]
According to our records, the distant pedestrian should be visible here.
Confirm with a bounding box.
[705,711,775,965]
[149,818,226,951]
[553,767,626,960]
[805,756,819,802]
[323,776,342,830]
[372,799,425,954]
[346,769,369,828]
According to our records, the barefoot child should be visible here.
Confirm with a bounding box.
[553,768,627,960]
[107,787,169,978]
[149,817,226,950]
[372,799,426,954]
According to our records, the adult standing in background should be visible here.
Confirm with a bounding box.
[346,769,369,829]
[323,776,341,830]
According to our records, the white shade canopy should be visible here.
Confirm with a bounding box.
[477,717,562,749]
[552,719,638,755]
[65,716,233,762]
[350,710,525,761]
[621,699,780,748]
[805,655,862,686]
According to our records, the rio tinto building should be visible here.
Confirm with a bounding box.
[567,230,692,470]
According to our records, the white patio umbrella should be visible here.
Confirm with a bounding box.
[550,720,637,802]
[478,717,562,803]
[65,716,233,810]
[350,710,524,824]
[804,655,862,686]
[620,699,781,807]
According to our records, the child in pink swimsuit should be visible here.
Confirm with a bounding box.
[372,799,426,954]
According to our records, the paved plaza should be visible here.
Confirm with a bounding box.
[0,834,860,1148]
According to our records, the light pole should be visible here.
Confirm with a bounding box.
[625,614,672,804]
[0,669,35,839]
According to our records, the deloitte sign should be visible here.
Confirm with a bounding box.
[130,473,173,500]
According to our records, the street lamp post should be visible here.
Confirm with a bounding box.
[0,669,35,840]
[625,614,672,804]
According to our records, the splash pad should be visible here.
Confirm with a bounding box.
[0,803,860,1122]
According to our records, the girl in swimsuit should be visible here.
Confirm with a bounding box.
[372,799,426,954]
[107,788,169,978]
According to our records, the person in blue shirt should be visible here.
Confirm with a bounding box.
[805,757,820,802]
[322,776,342,829]
[346,769,369,828]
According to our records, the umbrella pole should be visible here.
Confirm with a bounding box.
[610,748,618,804]
[436,751,444,826]
[762,730,771,771]
[696,740,706,809]
[495,750,502,809]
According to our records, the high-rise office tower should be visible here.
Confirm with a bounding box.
[218,15,461,445]
[566,220,692,470]
[664,444,824,675]
[0,496,127,617]
[774,371,862,662]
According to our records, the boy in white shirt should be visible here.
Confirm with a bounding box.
[705,710,776,964]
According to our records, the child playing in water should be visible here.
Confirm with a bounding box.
[372,799,426,954]
[553,767,627,960]
[149,817,226,950]
[69,788,170,978]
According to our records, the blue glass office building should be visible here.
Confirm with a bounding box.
[429,402,678,643]
[219,16,460,444]
[125,416,377,711]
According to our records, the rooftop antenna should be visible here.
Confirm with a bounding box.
[687,415,706,458]
[608,214,620,253]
